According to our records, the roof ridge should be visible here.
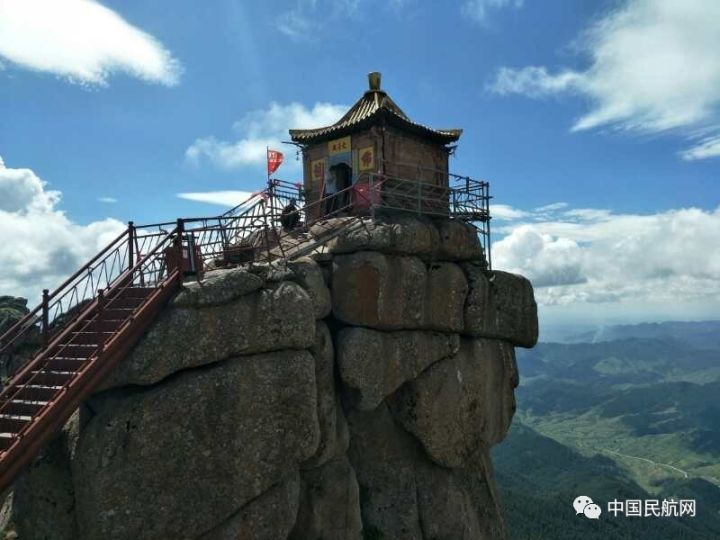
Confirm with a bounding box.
[289,76,460,144]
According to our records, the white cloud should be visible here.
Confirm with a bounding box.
[491,66,580,98]
[680,135,720,161]
[534,202,568,212]
[277,0,362,39]
[495,225,587,288]
[0,156,124,302]
[98,196,117,203]
[177,191,254,207]
[0,0,181,86]
[186,101,347,171]
[462,0,523,24]
[489,203,529,221]
[493,204,720,315]
[488,0,720,159]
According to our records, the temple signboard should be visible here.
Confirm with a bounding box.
[328,136,351,156]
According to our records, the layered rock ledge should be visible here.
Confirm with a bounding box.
[2,216,537,540]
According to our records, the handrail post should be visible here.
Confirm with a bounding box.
[127,220,135,288]
[127,221,135,270]
[174,218,185,283]
[41,289,49,347]
[97,289,106,348]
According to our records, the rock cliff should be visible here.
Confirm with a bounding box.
[2,215,538,540]
[0,297,37,382]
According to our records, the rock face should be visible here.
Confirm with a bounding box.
[332,253,468,332]
[0,296,38,380]
[74,351,318,540]
[5,216,537,540]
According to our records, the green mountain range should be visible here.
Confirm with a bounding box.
[493,322,720,539]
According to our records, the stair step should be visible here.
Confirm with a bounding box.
[69,331,113,345]
[2,400,48,417]
[0,433,18,451]
[114,286,155,299]
[14,384,62,402]
[0,415,30,435]
[51,344,97,359]
[82,319,125,333]
[28,370,76,387]
[98,308,135,321]
[106,296,145,310]
[44,358,87,372]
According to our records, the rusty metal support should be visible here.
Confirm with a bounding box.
[128,221,135,270]
[41,289,49,347]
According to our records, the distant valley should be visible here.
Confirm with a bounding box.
[494,321,720,539]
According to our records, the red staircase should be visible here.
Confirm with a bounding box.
[0,172,491,495]
[0,224,183,493]
[0,182,360,494]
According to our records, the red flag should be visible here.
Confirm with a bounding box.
[267,149,284,175]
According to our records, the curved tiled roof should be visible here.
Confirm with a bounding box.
[289,76,462,145]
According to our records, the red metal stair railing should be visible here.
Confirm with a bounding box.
[0,224,184,494]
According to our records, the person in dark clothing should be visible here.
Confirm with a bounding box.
[280,198,300,231]
[324,164,352,216]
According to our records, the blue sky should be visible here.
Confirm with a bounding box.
[1,0,719,330]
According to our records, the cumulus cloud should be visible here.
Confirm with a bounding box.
[461,0,524,24]
[491,66,580,98]
[488,0,720,159]
[186,102,346,171]
[177,191,254,207]
[0,0,181,86]
[0,156,124,302]
[495,225,587,288]
[493,203,720,311]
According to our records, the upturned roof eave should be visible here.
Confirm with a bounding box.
[290,109,462,145]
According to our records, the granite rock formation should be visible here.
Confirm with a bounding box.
[0,297,37,381]
[2,216,538,540]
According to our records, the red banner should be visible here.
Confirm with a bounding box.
[267,149,284,175]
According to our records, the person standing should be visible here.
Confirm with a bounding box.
[323,168,338,215]
[280,198,300,231]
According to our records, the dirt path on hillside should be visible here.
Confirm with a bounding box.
[601,448,690,478]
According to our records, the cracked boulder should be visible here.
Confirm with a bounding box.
[303,322,349,468]
[388,338,518,469]
[290,457,362,540]
[337,327,459,411]
[73,350,319,540]
[199,473,300,540]
[463,266,538,348]
[347,404,505,540]
[332,253,466,332]
[102,281,315,388]
[287,257,332,319]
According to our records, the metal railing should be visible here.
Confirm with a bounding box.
[1,170,491,374]
[0,225,181,377]
[0,227,183,492]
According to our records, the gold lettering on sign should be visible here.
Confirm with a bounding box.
[328,136,351,156]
